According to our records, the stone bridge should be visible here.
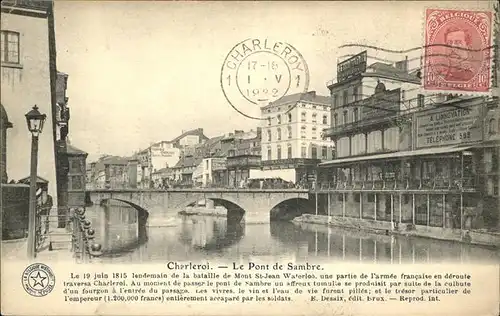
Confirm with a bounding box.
[86,189,311,224]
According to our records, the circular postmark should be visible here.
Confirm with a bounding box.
[221,38,310,119]
[22,263,56,297]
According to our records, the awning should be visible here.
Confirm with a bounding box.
[319,146,473,167]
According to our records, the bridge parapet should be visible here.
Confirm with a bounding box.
[85,189,311,224]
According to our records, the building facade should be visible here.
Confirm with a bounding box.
[1,0,58,199]
[135,128,209,188]
[318,50,500,233]
[260,91,334,184]
[87,156,128,189]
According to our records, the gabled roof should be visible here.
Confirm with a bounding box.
[18,176,49,185]
[171,128,209,144]
[365,62,420,83]
[173,155,203,169]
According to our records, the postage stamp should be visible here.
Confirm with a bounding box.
[21,263,56,297]
[423,8,493,93]
[220,38,309,119]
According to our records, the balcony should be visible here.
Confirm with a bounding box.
[226,155,261,169]
[261,158,321,168]
[315,177,477,192]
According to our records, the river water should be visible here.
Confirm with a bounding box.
[85,203,499,265]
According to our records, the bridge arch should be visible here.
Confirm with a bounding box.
[269,197,311,221]
[87,190,310,225]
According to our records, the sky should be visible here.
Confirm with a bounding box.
[52,0,493,162]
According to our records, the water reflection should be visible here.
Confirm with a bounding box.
[178,215,244,252]
[85,203,499,264]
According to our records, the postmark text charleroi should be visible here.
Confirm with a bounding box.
[221,38,309,119]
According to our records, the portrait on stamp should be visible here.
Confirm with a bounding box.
[423,9,493,92]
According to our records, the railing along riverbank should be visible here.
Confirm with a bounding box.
[70,208,103,263]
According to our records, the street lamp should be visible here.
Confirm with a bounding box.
[25,105,46,259]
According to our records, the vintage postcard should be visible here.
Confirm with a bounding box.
[1,1,499,315]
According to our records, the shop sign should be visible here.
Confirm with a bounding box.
[337,51,367,83]
[211,159,227,171]
[416,104,483,148]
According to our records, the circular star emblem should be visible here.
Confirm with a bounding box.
[22,263,56,297]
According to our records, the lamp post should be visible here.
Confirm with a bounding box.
[25,105,46,259]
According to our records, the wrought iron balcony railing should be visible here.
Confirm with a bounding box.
[315,177,477,192]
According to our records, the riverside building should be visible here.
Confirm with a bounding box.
[316,50,500,238]
[259,91,334,184]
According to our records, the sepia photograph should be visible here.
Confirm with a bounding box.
[1,1,499,315]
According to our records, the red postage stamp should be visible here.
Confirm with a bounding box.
[423,8,493,93]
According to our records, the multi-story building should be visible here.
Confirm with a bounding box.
[224,129,261,187]
[317,49,500,234]
[136,128,209,188]
[87,156,128,189]
[259,91,334,184]
[1,0,58,199]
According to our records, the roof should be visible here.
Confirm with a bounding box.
[90,155,129,176]
[171,128,209,144]
[319,146,473,167]
[103,157,128,165]
[18,176,49,185]
[173,155,203,169]
[139,128,209,154]
[66,144,88,156]
[266,91,331,108]
[364,62,420,83]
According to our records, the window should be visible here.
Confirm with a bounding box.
[301,146,307,158]
[1,31,20,64]
[267,147,272,160]
[354,193,360,202]
[267,117,271,126]
[277,145,282,160]
[277,128,282,140]
[288,113,292,123]
[343,110,348,125]
[301,112,306,122]
[367,193,375,202]
[205,160,209,169]
[311,146,317,159]
[267,130,271,141]
[70,160,81,173]
[333,94,338,107]
[353,108,359,122]
[300,126,306,138]
[70,175,83,190]
[322,115,327,125]
[343,90,348,105]
[312,113,317,123]
[287,126,292,139]
[322,146,327,159]
[334,113,338,126]
[287,145,292,158]
[277,114,282,124]
[489,118,497,134]
[353,86,359,102]
[417,94,425,107]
